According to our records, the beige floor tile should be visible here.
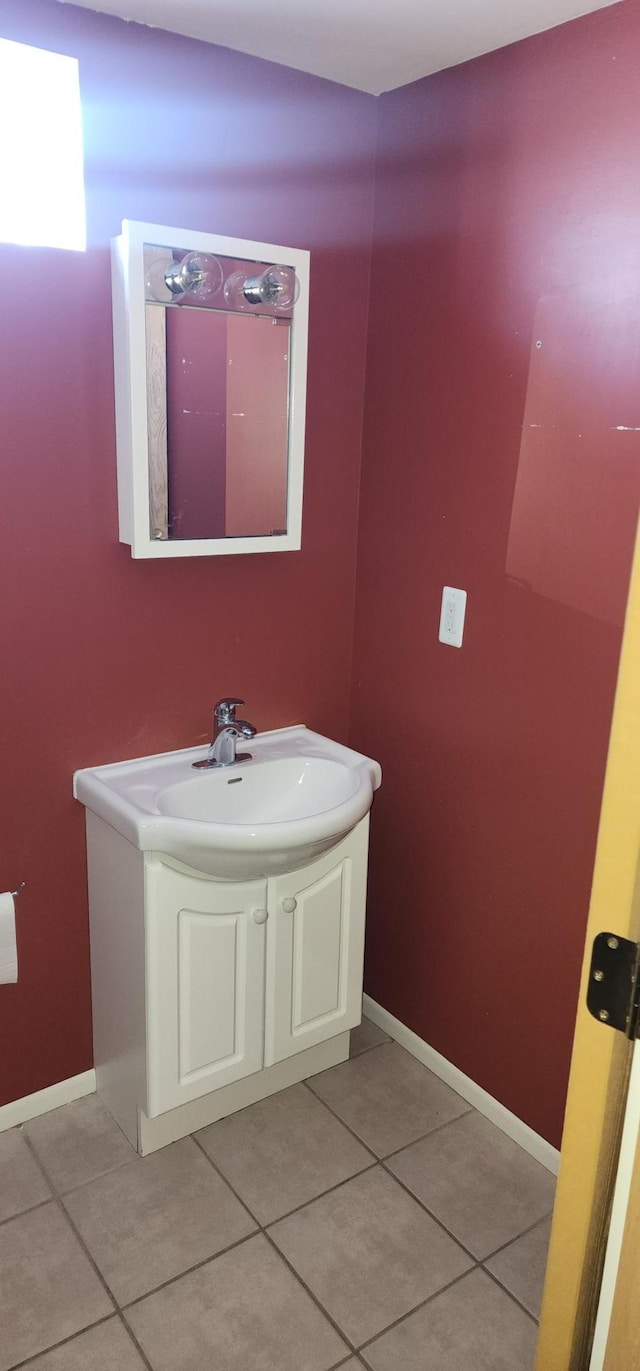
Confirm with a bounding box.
[0,1203,113,1371]
[63,1136,256,1305]
[0,1128,50,1222]
[387,1111,555,1259]
[308,1042,470,1156]
[361,1269,537,1370]
[26,1095,135,1193]
[485,1216,553,1318]
[23,1316,147,1368]
[196,1083,373,1223]
[349,1017,391,1057]
[126,1232,348,1371]
[269,1166,472,1346]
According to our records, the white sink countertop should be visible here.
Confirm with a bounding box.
[74,726,382,879]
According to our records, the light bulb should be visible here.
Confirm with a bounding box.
[163,252,223,300]
[223,269,255,313]
[242,264,300,311]
[145,257,174,304]
[223,263,300,314]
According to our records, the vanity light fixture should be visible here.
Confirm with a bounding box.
[145,250,300,315]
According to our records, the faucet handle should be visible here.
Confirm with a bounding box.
[214,697,245,724]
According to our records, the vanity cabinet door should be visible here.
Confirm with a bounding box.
[145,861,267,1116]
[264,817,369,1067]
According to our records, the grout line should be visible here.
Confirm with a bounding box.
[20,1114,366,1351]
[261,1225,359,1358]
[0,1196,53,1230]
[20,1132,119,1310]
[191,1133,261,1227]
[480,1209,555,1262]
[299,1080,554,1288]
[45,1155,136,1201]
[191,1132,358,1357]
[18,1115,138,1203]
[380,1105,476,1160]
[303,1076,474,1162]
[480,1265,541,1327]
[376,1157,482,1263]
[328,1352,363,1370]
[357,1266,480,1355]
[120,1230,259,1312]
[301,1080,379,1159]
[22,1128,259,1325]
[0,1122,57,1229]
[300,1078,482,1262]
[193,1119,489,1359]
[8,1315,115,1370]
[195,1124,379,1227]
[118,1309,159,1370]
[265,1160,380,1228]
[380,1148,553,1274]
[52,1195,119,1308]
[348,1036,392,1059]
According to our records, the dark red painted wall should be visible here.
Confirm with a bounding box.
[0,0,376,1105]
[350,0,640,1148]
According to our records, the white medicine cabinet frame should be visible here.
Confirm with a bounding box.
[111,218,310,558]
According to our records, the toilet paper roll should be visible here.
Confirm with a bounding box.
[0,892,18,984]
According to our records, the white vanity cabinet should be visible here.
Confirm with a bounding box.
[85,809,369,1153]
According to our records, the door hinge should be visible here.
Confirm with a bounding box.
[587,933,640,1039]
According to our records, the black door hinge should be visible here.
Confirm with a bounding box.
[587,933,640,1039]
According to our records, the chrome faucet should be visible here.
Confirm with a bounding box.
[192,697,257,769]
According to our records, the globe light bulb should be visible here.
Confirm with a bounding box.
[242,264,300,311]
[163,252,223,300]
[223,263,300,315]
[223,269,255,313]
[145,257,173,304]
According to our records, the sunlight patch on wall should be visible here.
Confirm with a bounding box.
[0,38,86,252]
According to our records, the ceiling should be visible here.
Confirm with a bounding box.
[61,0,620,94]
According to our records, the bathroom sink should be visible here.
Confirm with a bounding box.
[74,726,382,879]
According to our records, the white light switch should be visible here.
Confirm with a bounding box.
[439,586,467,648]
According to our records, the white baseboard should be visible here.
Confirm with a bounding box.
[363,994,560,1176]
[0,1070,96,1133]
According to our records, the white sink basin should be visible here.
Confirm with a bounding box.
[74,726,382,879]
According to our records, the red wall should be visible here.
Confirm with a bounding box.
[350,0,640,1148]
[0,0,376,1106]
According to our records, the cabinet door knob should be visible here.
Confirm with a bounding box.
[252,908,268,925]
[281,896,297,913]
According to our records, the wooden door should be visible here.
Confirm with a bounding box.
[145,859,267,1116]
[535,516,640,1368]
[264,818,369,1067]
[588,1044,640,1367]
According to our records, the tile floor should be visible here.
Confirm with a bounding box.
[0,1018,555,1370]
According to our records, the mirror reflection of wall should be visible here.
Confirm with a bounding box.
[143,244,294,542]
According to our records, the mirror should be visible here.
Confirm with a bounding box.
[111,221,309,558]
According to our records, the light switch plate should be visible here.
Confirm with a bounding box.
[439,586,467,648]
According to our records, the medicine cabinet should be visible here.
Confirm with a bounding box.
[111,219,310,557]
